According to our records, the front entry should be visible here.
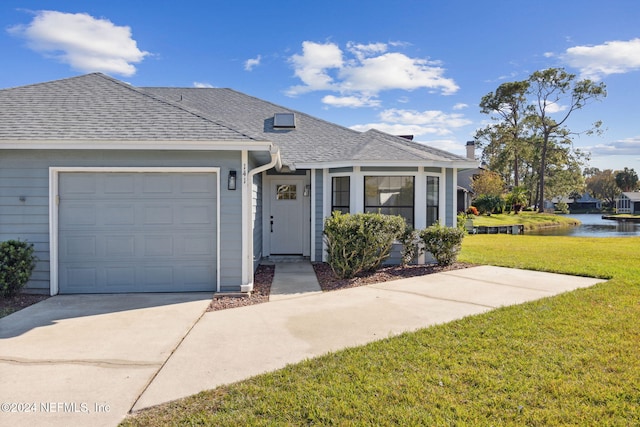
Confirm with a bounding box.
[270,180,304,254]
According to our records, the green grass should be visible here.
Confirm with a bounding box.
[470,212,580,230]
[121,236,640,426]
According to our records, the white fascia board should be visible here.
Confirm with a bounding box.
[296,160,478,169]
[0,139,274,151]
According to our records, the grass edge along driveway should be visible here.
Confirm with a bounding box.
[121,235,640,426]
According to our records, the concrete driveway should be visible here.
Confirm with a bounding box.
[0,293,212,427]
[0,266,606,426]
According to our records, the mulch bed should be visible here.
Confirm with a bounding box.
[0,293,50,318]
[313,262,477,291]
[207,264,274,312]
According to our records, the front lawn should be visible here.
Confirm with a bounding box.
[121,235,640,426]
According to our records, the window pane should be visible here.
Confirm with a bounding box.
[276,184,296,200]
[426,176,439,226]
[332,176,350,213]
[364,176,414,227]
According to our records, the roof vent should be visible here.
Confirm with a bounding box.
[273,113,295,128]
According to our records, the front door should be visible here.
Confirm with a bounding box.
[270,180,304,254]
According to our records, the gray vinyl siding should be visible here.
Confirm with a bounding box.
[314,169,324,262]
[0,149,243,293]
[445,168,454,227]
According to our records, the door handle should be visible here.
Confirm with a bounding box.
[270,220,274,233]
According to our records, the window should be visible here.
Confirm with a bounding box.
[426,176,440,226]
[276,184,297,200]
[273,113,295,128]
[364,176,414,226]
[331,176,350,214]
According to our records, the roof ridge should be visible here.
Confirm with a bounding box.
[92,74,264,142]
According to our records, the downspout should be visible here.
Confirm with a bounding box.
[241,145,282,293]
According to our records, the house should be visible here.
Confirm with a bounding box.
[0,73,477,295]
[569,193,602,212]
[616,192,640,214]
[457,141,483,213]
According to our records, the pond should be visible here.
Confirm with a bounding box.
[528,214,640,237]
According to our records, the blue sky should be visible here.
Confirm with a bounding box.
[2,0,640,172]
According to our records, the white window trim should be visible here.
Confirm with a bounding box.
[49,167,221,295]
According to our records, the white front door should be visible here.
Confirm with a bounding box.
[270,180,304,254]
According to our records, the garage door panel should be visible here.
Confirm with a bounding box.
[58,172,217,293]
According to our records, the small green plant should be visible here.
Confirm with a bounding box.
[0,240,38,298]
[419,223,465,266]
[324,212,405,278]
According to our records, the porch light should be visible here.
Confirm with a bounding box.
[228,170,237,190]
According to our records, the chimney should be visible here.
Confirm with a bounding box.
[466,140,475,160]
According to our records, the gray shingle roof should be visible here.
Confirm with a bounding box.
[0,73,475,168]
[144,87,472,167]
[0,73,260,142]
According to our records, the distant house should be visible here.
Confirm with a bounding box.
[616,192,640,214]
[0,73,477,295]
[457,141,483,212]
[569,193,602,211]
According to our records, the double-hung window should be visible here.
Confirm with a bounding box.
[426,176,440,226]
[331,176,350,214]
[364,176,414,227]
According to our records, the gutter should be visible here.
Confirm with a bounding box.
[240,145,282,293]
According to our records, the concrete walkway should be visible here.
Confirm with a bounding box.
[133,265,605,412]
[269,261,322,301]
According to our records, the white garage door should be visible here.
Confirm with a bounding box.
[58,172,217,293]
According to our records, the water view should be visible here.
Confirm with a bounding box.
[528,214,640,237]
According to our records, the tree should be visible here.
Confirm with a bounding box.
[615,167,639,192]
[505,186,529,214]
[477,81,530,187]
[470,170,505,198]
[477,68,606,213]
[585,169,619,208]
[528,68,606,212]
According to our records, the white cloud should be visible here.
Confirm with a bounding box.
[8,10,149,77]
[351,108,472,137]
[453,103,468,110]
[321,95,381,108]
[560,38,640,80]
[287,41,343,95]
[287,41,458,98]
[587,136,640,156]
[193,81,214,88]
[543,101,568,114]
[244,55,261,71]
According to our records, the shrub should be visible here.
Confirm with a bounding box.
[474,194,505,215]
[419,223,465,266]
[466,206,479,216]
[0,240,38,298]
[556,201,570,214]
[399,227,422,266]
[324,212,405,278]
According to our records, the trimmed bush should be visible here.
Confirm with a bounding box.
[0,240,38,298]
[419,223,465,266]
[399,227,422,266]
[474,194,505,215]
[324,212,405,278]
